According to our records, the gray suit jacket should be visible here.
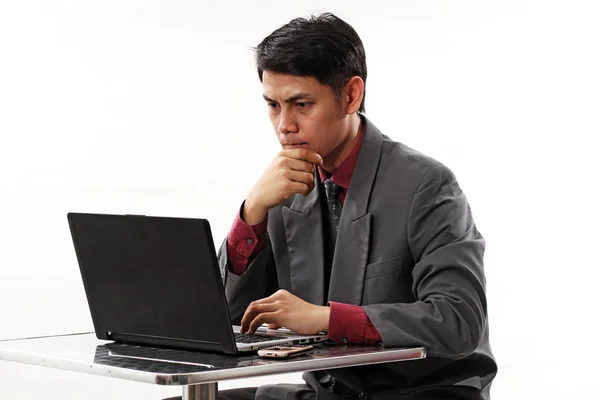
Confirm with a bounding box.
[219,115,497,399]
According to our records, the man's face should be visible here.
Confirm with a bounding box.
[262,71,348,161]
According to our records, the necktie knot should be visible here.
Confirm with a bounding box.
[324,179,342,201]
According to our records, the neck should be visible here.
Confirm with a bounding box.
[322,114,362,173]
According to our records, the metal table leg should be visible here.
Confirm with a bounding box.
[182,382,218,400]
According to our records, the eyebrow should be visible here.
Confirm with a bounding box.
[263,93,314,103]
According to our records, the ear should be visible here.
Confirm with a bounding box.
[344,76,365,115]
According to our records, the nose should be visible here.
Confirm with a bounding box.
[277,110,298,134]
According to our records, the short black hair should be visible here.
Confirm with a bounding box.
[255,13,367,113]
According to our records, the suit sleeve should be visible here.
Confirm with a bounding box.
[363,164,488,359]
[218,210,278,325]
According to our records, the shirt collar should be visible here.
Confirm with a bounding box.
[317,121,366,189]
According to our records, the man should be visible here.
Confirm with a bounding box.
[219,13,497,400]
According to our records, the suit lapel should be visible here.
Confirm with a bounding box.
[328,115,383,305]
[282,169,327,306]
[282,115,384,307]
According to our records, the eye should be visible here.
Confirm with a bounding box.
[267,102,278,109]
[296,102,311,108]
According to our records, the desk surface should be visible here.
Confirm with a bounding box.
[0,333,425,385]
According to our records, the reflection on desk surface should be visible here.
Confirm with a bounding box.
[94,342,420,373]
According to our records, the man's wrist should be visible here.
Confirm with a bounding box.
[243,199,268,225]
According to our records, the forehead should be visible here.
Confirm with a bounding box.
[262,71,329,98]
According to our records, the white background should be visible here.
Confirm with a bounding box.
[1,1,599,399]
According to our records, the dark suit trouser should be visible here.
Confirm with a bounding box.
[165,384,481,400]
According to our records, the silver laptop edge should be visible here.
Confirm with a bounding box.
[232,325,328,352]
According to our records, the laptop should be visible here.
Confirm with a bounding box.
[67,212,328,354]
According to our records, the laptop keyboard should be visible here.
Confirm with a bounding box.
[234,332,285,344]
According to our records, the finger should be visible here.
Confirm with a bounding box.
[282,157,315,174]
[285,170,315,187]
[284,149,323,166]
[266,323,280,330]
[287,181,312,197]
[240,302,278,332]
[248,312,281,334]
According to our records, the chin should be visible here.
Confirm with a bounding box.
[283,144,311,150]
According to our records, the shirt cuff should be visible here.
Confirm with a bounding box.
[328,302,383,345]
[226,201,268,275]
